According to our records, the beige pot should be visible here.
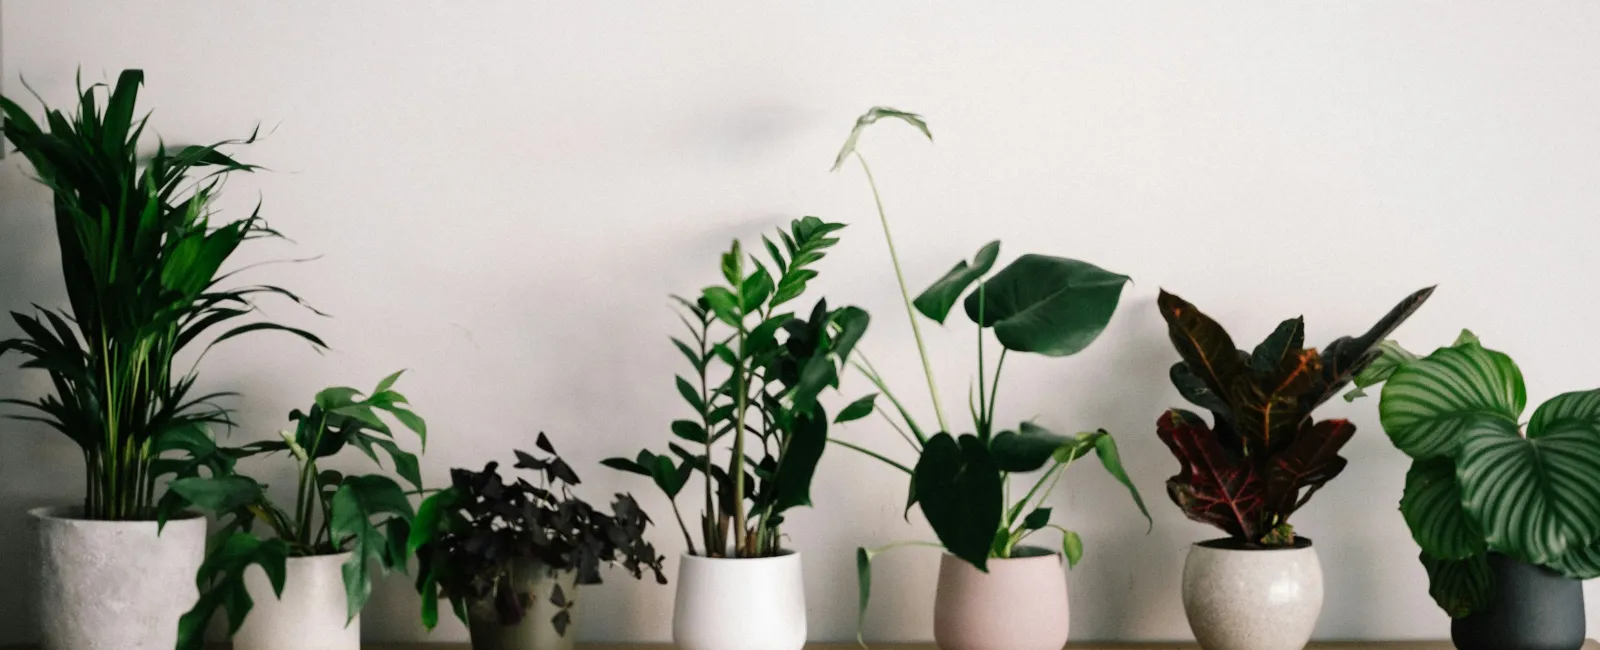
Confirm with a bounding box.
[933,551,1070,650]
[467,566,580,650]
[1182,538,1322,650]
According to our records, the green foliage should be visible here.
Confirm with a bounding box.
[0,70,323,521]
[605,217,869,558]
[828,107,1147,640]
[174,373,426,650]
[1358,334,1600,618]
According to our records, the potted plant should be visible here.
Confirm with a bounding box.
[0,70,323,650]
[605,216,870,650]
[1349,331,1597,650]
[168,371,427,650]
[410,433,667,650]
[1153,287,1432,650]
[830,108,1149,650]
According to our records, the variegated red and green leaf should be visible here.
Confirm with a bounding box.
[1263,418,1354,519]
[1230,348,1324,454]
[1158,291,1246,416]
[1156,409,1266,542]
[1314,286,1436,407]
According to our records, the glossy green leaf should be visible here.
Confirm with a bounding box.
[175,533,290,650]
[770,409,829,514]
[1022,508,1051,530]
[1420,551,1492,618]
[914,433,1003,571]
[1400,457,1483,560]
[989,422,1094,473]
[331,475,415,623]
[831,106,931,171]
[913,241,1000,324]
[670,420,709,444]
[963,255,1129,357]
[835,393,878,424]
[1093,433,1151,530]
[1379,342,1524,459]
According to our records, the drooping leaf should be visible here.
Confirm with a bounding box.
[914,433,1003,571]
[1379,342,1524,459]
[913,241,1000,324]
[964,255,1129,357]
[770,408,829,515]
[1092,433,1151,530]
[1155,409,1265,542]
[831,106,932,171]
[175,533,290,650]
[1061,529,1084,569]
[1400,456,1484,561]
[989,422,1090,473]
[1420,551,1493,618]
[331,475,415,622]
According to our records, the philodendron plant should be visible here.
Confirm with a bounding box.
[1154,288,1433,547]
[830,108,1150,637]
[410,434,667,635]
[606,217,871,558]
[1350,331,1600,617]
[170,372,427,650]
[0,70,323,521]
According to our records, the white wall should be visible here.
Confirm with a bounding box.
[3,1,1600,644]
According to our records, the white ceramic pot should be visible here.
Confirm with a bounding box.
[467,565,580,650]
[672,551,806,650]
[1182,538,1323,650]
[234,552,359,650]
[933,550,1071,650]
[32,506,207,650]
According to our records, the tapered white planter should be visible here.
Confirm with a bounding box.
[32,506,207,650]
[673,551,806,650]
[234,552,359,650]
[1182,538,1323,650]
[934,551,1070,650]
[468,566,580,650]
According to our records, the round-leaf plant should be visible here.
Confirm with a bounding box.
[827,107,1151,642]
[1352,331,1600,617]
[170,371,427,650]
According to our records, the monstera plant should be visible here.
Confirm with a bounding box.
[1352,332,1600,617]
[829,108,1149,639]
[605,217,870,559]
[1155,287,1434,546]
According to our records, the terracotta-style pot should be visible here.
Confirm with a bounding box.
[933,550,1070,650]
[672,551,806,650]
[467,565,581,650]
[32,506,207,650]
[1182,538,1322,650]
[1451,554,1585,650]
[234,552,359,650]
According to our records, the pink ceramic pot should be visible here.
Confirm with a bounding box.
[933,551,1070,650]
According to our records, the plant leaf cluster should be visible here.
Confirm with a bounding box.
[170,371,426,650]
[0,69,323,521]
[1154,287,1433,546]
[411,433,666,635]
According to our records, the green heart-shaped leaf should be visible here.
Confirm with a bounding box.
[1400,457,1484,560]
[1379,342,1524,459]
[963,255,1129,357]
[914,433,1003,571]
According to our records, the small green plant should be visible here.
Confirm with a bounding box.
[169,371,427,650]
[0,70,323,521]
[829,108,1150,641]
[605,217,870,558]
[1352,332,1600,617]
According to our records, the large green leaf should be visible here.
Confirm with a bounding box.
[1420,551,1493,618]
[331,475,415,623]
[963,255,1129,357]
[1400,457,1484,560]
[175,533,290,650]
[914,241,1000,324]
[770,409,829,514]
[989,422,1095,473]
[914,433,1003,571]
[1379,343,1524,459]
[1458,391,1600,564]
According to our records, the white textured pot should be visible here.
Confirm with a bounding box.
[933,550,1070,650]
[234,552,359,650]
[33,506,207,650]
[467,566,580,650]
[1182,538,1323,650]
[673,551,806,650]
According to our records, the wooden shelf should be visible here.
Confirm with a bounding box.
[8,644,1595,650]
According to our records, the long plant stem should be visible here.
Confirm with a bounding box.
[731,327,750,556]
[830,438,913,475]
[854,151,949,434]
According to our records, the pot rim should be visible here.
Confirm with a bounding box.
[940,545,1061,564]
[679,548,799,563]
[1192,536,1315,551]
[285,549,355,562]
[29,505,205,523]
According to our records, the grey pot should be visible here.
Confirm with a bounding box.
[467,565,580,650]
[1181,538,1323,650]
[1451,554,1585,650]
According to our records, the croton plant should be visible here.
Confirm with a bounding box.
[1155,287,1434,547]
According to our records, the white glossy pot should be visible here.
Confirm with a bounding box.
[467,566,580,650]
[32,506,207,650]
[933,551,1070,650]
[1182,538,1323,650]
[672,551,806,650]
[234,552,359,650]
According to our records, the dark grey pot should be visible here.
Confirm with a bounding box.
[1452,554,1585,650]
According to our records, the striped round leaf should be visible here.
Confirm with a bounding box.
[1419,551,1492,618]
[1400,457,1484,560]
[1549,538,1600,580]
[1459,393,1600,564]
[1379,343,1524,459]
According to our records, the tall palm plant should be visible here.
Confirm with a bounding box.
[0,70,323,520]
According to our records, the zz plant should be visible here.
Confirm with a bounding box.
[0,70,322,521]
[410,433,667,636]
[605,217,870,558]
[831,108,1149,637]
[1154,288,1433,546]
[170,372,427,650]
[1351,332,1600,617]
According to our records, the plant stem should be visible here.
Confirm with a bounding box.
[976,286,987,437]
[853,151,948,434]
[988,349,1008,433]
[669,500,697,556]
[732,327,750,557]
[829,438,913,475]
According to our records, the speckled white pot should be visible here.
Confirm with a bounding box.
[1182,539,1323,650]
[32,506,207,650]
[234,552,359,650]
[933,551,1070,650]
[672,552,806,650]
